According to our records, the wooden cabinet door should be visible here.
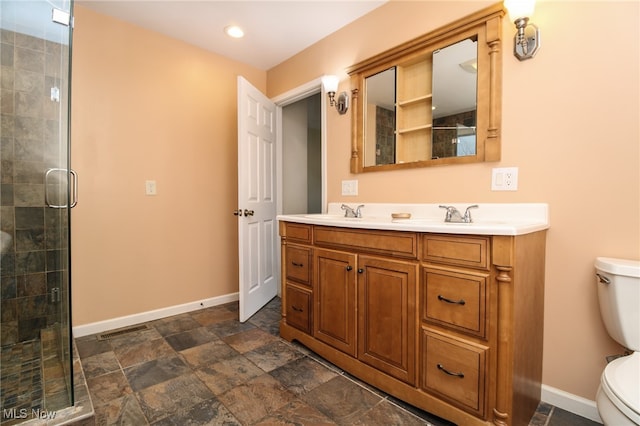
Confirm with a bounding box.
[357,255,418,384]
[313,248,357,357]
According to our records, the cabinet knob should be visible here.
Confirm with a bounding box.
[358,268,364,274]
[346,266,353,271]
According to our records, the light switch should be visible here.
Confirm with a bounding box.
[341,180,358,196]
[145,180,157,195]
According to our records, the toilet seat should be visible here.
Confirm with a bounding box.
[601,352,640,424]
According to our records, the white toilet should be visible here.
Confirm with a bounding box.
[595,257,640,425]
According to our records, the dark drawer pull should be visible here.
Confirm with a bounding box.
[437,294,466,305]
[291,261,304,267]
[346,265,353,271]
[291,306,304,312]
[437,363,464,378]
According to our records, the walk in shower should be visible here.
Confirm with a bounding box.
[1,1,74,423]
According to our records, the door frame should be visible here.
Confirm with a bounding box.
[272,77,329,296]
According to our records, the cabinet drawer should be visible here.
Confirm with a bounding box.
[422,267,487,338]
[283,223,312,244]
[285,284,312,334]
[422,235,489,270]
[314,226,418,259]
[286,245,312,286]
[421,329,487,417]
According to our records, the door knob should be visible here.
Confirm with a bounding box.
[244,209,255,216]
[233,209,243,216]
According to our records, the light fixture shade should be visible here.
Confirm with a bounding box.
[321,75,339,93]
[504,0,535,19]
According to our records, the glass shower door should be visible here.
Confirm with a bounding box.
[1,0,74,422]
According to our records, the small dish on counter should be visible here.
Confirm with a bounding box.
[391,213,411,219]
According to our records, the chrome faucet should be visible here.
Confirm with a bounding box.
[439,205,478,223]
[341,204,364,218]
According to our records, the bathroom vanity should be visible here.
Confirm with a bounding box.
[278,203,549,426]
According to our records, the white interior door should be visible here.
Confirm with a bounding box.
[237,76,279,322]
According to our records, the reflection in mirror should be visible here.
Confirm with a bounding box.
[432,38,478,159]
[364,67,396,166]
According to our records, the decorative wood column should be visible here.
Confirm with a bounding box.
[486,15,502,161]
[350,87,360,173]
[493,264,513,426]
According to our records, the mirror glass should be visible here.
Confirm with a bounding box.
[362,38,477,166]
[364,67,396,166]
[432,38,477,159]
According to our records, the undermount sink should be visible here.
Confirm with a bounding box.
[303,214,362,221]
[396,218,507,225]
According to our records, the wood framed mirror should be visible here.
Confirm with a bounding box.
[347,3,504,173]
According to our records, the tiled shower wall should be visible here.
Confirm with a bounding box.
[375,105,395,165]
[432,109,476,158]
[0,29,69,346]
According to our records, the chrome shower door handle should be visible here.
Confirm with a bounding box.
[45,168,78,208]
[70,169,78,208]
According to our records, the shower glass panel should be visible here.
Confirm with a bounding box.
[1,0,74,422]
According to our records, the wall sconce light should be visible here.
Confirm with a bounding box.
[321,75,349,115]
[504,0,540,61]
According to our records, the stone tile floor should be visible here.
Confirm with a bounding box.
[0,340,44,424]
[1,325,93,426]
[71,297,600,425]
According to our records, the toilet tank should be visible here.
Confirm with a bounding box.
[595,257,640,352]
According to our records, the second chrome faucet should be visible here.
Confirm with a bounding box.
[341,204,364,218]
[439,205,478,223]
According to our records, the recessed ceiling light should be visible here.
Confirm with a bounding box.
[224,25,244,39]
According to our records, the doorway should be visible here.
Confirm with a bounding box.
[281,93,323,215]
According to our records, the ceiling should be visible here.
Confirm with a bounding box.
[76,1,388,70]
[1,0,474,117]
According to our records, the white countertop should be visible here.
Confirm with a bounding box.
[277,203,549,236]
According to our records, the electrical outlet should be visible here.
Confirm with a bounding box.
[145,180,157,195]
[491,167,518,191]
[341,180,358,196]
